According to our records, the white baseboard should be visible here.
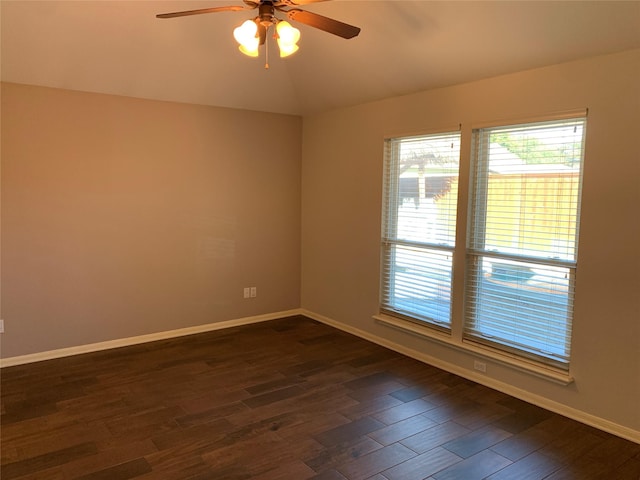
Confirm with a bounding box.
[300,309,640,444]
[0,309,303,368]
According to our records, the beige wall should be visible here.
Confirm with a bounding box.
[301,50,640,433]
[1,83,302,358]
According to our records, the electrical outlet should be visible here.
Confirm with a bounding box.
[250,287,257,298]
[243,287,251,299]
[474,360,487,373]
[0,319,4,333]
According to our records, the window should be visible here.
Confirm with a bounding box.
[379,114,587,377]
[381,131,461,330]
[465,117,586,370]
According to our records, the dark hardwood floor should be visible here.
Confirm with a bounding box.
[2,316,639,479]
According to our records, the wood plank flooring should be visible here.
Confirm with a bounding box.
[2,315,639,479]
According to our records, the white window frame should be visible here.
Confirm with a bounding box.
[380,130,462,331]
[464,116,586,371]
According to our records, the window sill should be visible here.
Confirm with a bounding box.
[373,313,574,386]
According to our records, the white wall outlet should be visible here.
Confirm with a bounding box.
[0,319,4,334]
[250,287,257,298]
[474,360,487,373]
[243,287,251,299]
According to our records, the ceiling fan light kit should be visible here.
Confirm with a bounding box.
[157,0,360,67]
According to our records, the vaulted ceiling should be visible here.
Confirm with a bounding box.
[2,1,639,116]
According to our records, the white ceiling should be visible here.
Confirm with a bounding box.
[2,1,639,116]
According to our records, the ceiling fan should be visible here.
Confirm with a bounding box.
[157,0,361,63]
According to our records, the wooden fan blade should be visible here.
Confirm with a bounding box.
[285,9,360,39]
[156,5,252,19]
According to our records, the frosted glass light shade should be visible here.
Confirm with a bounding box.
[234,20,259,57]
[276,21,300,58]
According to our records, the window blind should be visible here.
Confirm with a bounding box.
[465,117,586,369]
[381,132,461,328]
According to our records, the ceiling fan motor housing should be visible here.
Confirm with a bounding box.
[258,1,276,27]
